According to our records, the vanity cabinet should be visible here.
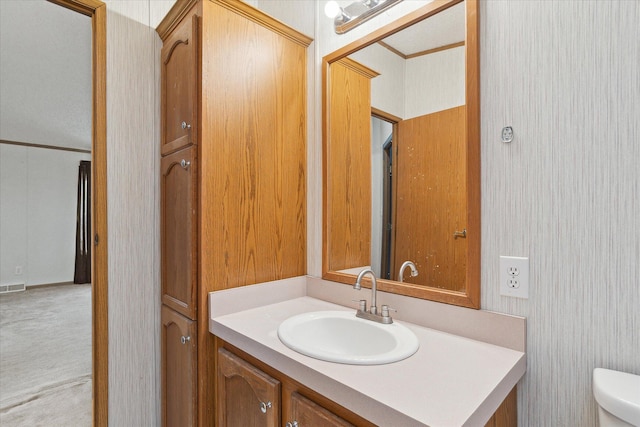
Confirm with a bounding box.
[158,1,311,425]
[216,342,371,427]
[217,348,280,426]
[288,392,354,427]
[216,336,517,427]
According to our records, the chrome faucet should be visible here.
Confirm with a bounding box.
[354,269,393,324]
[355,269,378,314]
[398,261,418,283]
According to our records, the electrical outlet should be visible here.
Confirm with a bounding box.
[507,277,520,288]
[507,266,520,276]
[15,266,23,276]
[500,256,529,298]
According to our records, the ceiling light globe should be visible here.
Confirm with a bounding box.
[324,1,342,19]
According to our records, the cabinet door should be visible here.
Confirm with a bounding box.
[162,306,197,427]
[161,13,198,156]
[161,147,197,319]
[287,392,354,427]
[217,348,280,427]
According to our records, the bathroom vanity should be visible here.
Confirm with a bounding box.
[209,277,526,426]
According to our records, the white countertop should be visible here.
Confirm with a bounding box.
[209,278,526,426]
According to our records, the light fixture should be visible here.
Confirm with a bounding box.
[325,0,403,34]
[324,1,345,19]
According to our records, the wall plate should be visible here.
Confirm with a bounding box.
[500,256,529,298]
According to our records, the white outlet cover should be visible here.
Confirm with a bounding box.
[500,256,529,298]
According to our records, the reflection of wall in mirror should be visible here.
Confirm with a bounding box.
[405,47,465,118]
[350,44,405,117]
[349,44,465,120]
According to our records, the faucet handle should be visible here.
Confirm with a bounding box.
[381,305,396,318]
[352,299,367,312]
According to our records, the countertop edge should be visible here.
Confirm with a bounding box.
[465,354,527,426]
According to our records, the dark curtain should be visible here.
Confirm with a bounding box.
[74,160,91,284]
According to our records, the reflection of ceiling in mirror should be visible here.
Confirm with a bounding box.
[380,1,465,57]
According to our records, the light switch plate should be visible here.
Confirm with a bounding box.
[500,256,529,298]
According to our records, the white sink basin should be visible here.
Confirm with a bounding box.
[277,311,419,365]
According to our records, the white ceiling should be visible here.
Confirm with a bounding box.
[380,1,465,56]
[0,0,92,151]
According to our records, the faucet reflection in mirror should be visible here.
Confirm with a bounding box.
[325,0,403,34]
[398,260,418,283]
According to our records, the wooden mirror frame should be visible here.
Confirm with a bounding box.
[47,0,108,424]
[322,0,480,308]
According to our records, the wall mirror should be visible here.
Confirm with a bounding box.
[322,0,480,308]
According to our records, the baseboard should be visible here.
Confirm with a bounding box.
[26,281,78,289]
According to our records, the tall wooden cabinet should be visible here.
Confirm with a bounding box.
[157,1,311,425]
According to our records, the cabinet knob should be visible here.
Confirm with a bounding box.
[259,401,272,414]
[181,121,191,130]
[180,159,191,169]
[180,335,191,344]
[285,422,299,427]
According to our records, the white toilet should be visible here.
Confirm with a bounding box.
[593,368,640,426]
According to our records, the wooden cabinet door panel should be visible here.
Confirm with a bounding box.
[288,392,354,427]
[199,2,308,290]
[161,13,198,156]
[162,306,197,427]
[217,348,280,427]
[161,147,197,319]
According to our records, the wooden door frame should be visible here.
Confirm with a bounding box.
[371,108,401,281]
[47,0,108,425]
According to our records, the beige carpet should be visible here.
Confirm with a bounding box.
[0,284,92,426]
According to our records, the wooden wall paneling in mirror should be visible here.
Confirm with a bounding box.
[327,58,379,272]
[323,0,480,308]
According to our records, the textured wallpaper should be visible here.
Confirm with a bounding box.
[101,0,639,426]
[312,0,639,425]
[480,1,640,425]
[105,2,162,425]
